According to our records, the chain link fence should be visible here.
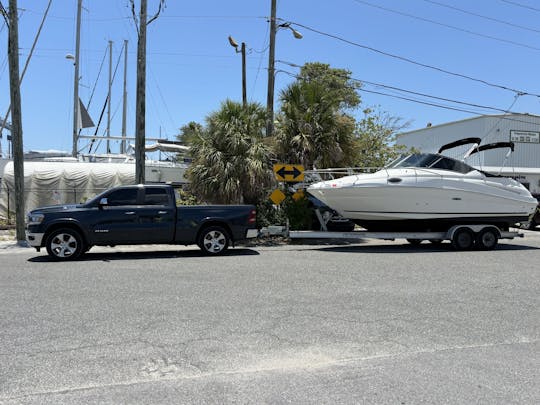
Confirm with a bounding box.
[0,184,109,224]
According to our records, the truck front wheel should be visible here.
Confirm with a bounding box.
[198,226,230,255]
[45,228,85,261]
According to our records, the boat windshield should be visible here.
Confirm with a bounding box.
[388,153,475,174]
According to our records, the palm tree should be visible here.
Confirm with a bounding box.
[275,80,356,169]
[187,100,273,204]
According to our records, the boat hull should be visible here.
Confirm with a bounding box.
[307,169,538,232]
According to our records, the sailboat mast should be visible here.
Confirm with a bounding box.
[121,40,128,155]
[71,0,82,157]
[107,40,112,154]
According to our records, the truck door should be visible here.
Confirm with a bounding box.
[136,187,176,243]
[91,187,142,244]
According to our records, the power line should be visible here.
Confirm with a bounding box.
[501,0,540,13]
[422,0,540,34]
[359,88,484,115]
[350,0,540,51]
[287,21,540,98]
[277,68,540,127]
[360,80,516,114]
[277,60,517,115]
[278,69,483,114]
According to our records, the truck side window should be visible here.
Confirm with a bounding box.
[106,189,138,206]
[144,188,169,205]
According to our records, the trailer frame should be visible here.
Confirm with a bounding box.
[290,210,524,250]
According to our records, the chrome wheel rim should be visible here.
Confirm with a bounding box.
[202,231,226,253]
[50,233,78,258]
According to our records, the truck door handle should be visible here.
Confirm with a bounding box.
[124,211,136,215]
[158,211,168,214]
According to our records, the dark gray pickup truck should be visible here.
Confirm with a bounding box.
[26,184,258,260]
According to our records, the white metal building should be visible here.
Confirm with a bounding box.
[397,114,540,196]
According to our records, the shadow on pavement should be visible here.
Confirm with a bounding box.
[28,248,260,262]
[309,242,540,254]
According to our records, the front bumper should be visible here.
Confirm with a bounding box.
[26,231,44,248]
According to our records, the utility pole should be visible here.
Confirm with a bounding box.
[266,0,277,137]
[241,42,247,107]
[121,39,128,155]
[71,0,82,157]
[135,0,147,184]
[0,0,52,158]
[106,39,112,154]
[228,36,247,107]
[6,0,25,244]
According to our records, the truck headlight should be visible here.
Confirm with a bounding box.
[27,213,44,225]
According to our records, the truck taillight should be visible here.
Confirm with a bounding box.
[248,209,256,224]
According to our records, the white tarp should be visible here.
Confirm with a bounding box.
[0,161,135,216]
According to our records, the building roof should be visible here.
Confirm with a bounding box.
[398,113,540,138]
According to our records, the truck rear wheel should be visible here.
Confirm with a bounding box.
[45,228,85,261]
[198,226,230,255]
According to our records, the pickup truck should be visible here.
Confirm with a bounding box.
[26,184,258,260]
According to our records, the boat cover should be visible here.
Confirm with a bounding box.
[0,161,135,216]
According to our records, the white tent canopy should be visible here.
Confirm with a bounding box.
[0,161,135,215]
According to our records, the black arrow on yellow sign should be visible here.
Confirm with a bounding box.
[277,166,301,179]
[273,164,304,182]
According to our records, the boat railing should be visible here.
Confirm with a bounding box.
[304,167,379,179]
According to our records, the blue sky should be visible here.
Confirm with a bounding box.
[2,0,540,155]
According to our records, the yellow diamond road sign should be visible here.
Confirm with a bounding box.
[292,190,304,201]
[269,189,286,205]
[273,164,304,182]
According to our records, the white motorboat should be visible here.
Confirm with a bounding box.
[307,139,538,231]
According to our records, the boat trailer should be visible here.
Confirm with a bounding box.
[288,209,524,250]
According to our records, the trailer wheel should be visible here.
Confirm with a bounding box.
[198,226,230,255]
[475,228,498,250]
[45,228,85,261]
[451,228,475,250]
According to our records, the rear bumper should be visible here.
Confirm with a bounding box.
[246,229,258,239]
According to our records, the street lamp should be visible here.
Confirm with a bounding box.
[278,22,303,39]
[266,0,302,138]
[228,35,247,108]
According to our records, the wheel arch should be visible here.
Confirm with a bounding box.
[43,221,88,248]
[196,220,233,244]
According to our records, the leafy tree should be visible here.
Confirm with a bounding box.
[176,121,203,145]
[187,100,274,204]
[354,107,411,168]
[297,62,361,110]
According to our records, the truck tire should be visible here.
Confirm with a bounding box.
[45,228,85,261]
[451,228,474,250]
[198,226,230,255]
[475,228,498,250]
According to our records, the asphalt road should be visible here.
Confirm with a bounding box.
[1,232,539,404]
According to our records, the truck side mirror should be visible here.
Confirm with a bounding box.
[99,197,108,208]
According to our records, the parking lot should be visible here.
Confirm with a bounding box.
[1,232,539,404]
